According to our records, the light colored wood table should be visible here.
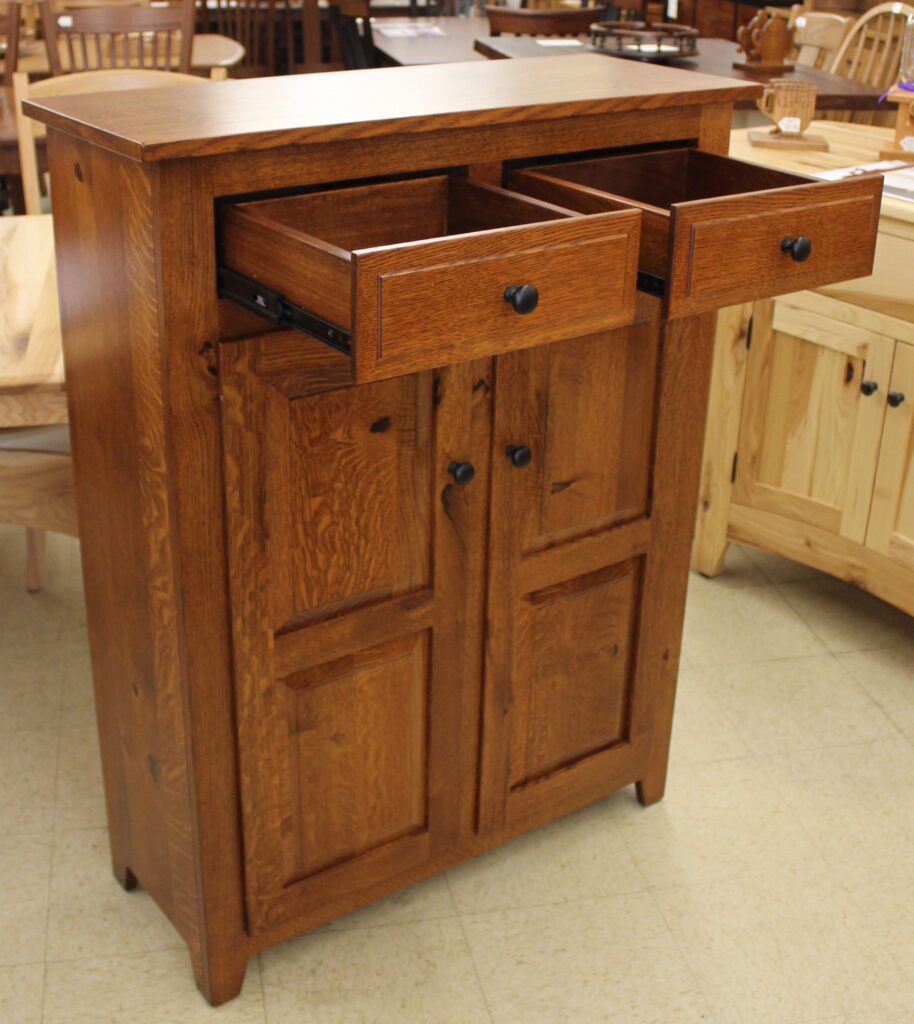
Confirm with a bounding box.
[372,15,488,64]
[16,32,246,74]
[694,120,914,617]
[0,215,65,429]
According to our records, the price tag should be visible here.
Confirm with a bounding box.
[778,117,802,134]
[901,136,914,152]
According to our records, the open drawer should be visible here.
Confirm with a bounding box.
[219,175,640,382]
[508,149,882,317]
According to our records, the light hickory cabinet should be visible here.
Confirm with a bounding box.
[27,57,880,1006]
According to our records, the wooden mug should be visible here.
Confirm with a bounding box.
[757,78,817,136]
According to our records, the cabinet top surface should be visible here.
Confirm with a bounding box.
[24,55,759,163]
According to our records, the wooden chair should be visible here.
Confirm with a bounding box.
[829,1,914,91]
[202,0,285,78]
[792,10,853,67]
[328,0,377,69]
[38,0,195,74]
[4,68,214,589]
[1,0,20,85]
[485,5,605,36]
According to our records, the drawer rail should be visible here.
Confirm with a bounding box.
[217,266,352,356]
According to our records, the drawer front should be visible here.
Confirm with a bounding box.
[668,176,882,317]
[353,210,640,383]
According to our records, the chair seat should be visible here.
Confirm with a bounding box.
[0,423,71,455]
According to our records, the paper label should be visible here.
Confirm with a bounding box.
[778,117,802,134]
[901,136,914,152]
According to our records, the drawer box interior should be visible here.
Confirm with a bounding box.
[509,149,881,316]
[220,174,641,381]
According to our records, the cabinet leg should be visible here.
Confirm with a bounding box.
[112,861,138,891]
[636,766,668,807]
[190,941,250,1008]
[25,528,46,592]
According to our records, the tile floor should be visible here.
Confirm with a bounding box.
[2,525,913,1024]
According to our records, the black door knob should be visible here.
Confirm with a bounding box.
[888,391,906,407]
[780,235,812,263]
[448,461,475,486]
[860,380,879,396]
[506,444,532,469]
[503,284,539,315]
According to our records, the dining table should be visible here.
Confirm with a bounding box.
[472,35,883,112]
[0,214,65,430]
[373,14,489,64]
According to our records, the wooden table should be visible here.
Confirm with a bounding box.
[694,120,914,617]
[0,214,65,429]
[373,15,488,64]
[474,36,883,111]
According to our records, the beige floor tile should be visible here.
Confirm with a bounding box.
[461,892,712,1024]
[43,949,266,1024]
[690,543,768,589]
[46,829,183,961]
[0,528,74,586]
[0,964,44,1024]
[778,578,914,654]
[836,645,914,744]
[0,582,68,647]
[0,729,58,835]
[260,918,490,1024]
[655,867,914,1024]
[763,738,914,867]
[615,757,821,888]
[702,655,896,755]
[59,640,97,731]
[0,835,52,966]
[683,578,825,668]
[0,644,64,733]
[668,667,751,766]
[743,545,828,585]
[325,874,456,931]
[447,797,643,916]
[54,725,106,831]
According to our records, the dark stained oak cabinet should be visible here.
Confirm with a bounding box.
[25,55,879,1005]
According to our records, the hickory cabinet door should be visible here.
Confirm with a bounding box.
[477,319,661,835]
[734,299,894,545]
[219,334,491,934]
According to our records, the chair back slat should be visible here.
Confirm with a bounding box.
[485,4,604,36]
[1,1,21,86]
[39,0,195,74]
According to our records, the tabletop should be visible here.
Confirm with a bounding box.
[0,215,66,428]
[474,36,883,111]
[373,15,488,65]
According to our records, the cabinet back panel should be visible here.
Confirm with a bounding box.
[280,631,429,883]
[285,375,432,623]
[510,560,640,788]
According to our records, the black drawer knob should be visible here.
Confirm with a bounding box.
[780,235,812,263]
[506,444,533,469]
[448,461,475,486]
[504,284,539,315]
[860,380,879,397]
[888,391,906,408]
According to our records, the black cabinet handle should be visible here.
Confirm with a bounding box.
[888,391,906,408]
[503,284,539,315]
[780,235,812,263]
[860,380,879,397]
[448,461,475,486]
[506,444,532,469]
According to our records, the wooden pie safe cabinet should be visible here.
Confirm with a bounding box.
[27,56,880,1005]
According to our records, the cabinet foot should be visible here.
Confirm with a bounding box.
[190,943,250,1008]
[112,862,138,891]
[636,768,667,807]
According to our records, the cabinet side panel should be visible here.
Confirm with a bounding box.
[46,133,202,948]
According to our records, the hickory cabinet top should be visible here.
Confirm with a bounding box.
[24,55,760,163]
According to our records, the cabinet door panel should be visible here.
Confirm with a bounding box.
[734,299,893,544]
[478,315,659,834]
[220,334,490,932]
[867,341,914,569]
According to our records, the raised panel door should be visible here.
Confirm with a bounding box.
[477,311,661,834]
[734,298,894,544]
[219,332,491,932]
[867,340,914,570]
